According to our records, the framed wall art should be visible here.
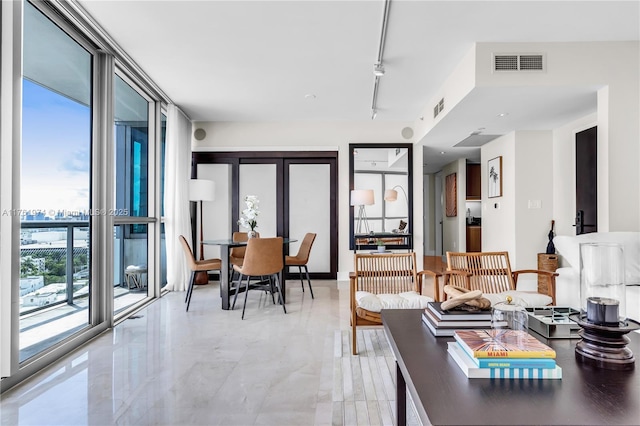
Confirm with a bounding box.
[488,156,502,198]
[445,173,457,217]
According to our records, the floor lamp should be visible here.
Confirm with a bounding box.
[384,185,409,229]
[350,189,374,234]
[189,179,216,284]
[384,185,409,205]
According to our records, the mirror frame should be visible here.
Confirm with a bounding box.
[348,143,413,250]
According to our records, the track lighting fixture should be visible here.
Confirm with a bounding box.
[370,0,391,119]
[373,63,385,77]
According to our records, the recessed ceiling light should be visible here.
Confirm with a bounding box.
[304,94,316,100]
[440,151,446,155]
[497,112,509,117]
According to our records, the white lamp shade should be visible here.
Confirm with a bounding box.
[189,179,215,201]
[350,189,374,206]
[384,189,398,202]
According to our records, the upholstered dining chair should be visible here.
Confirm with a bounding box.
[230,231,263,265]
[229,231,260,281]
[231,237,286,319]
[179,235,222,312]
[285,232,316,298]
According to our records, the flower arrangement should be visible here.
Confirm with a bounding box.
[237,195,259,231]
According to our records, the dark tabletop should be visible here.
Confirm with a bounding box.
[382,309,640,426]
[203,237,297,246]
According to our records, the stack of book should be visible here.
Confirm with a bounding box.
[448,329,562,379]
[422,302,492,336]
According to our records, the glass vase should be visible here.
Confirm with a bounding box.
[579,242,626,324]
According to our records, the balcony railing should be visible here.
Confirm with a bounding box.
[20,220,89,316]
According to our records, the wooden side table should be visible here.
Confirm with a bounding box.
[537,253,558,300]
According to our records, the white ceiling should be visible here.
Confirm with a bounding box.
[77,0,639,172]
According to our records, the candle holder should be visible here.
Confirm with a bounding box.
[573,242,639,370]
[569,313,639,370]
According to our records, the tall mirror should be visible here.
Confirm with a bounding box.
[349,143,413,250]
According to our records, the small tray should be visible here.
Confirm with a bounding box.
[526,307,581,339]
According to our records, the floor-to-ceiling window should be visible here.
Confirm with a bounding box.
[1,0,168,393]
[19,0,93,362]
[113,74,155,315]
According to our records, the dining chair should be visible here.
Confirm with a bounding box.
[179,235,222,311]
[229,231,260,281]
[285,232,316,298]
[231,237,286,319]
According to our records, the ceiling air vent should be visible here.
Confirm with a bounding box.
[433,98,444,118]
[494,53,545,72]
[519,55,543,70]
[494,55,518,71]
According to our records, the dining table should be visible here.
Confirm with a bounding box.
[203,237,297,310]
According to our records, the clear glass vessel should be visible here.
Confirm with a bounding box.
[580,242,626,324]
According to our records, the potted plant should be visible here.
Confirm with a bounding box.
[237,195,259,238]
[377,239,386,253]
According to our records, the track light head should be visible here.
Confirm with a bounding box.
[373,63,385,77]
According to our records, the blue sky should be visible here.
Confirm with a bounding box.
[22,79,90,213]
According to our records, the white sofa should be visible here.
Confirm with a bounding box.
[553,232,640,322]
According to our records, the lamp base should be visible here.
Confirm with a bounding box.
[194,271,209,285]
[570,314,640,370]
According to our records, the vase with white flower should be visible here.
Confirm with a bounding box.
[238,195,260,238]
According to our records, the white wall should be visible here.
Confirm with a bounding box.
[480,131,554,270]
[423,173,435,256]
[424,41,639,275]
[414,46,477,142]
[481,133,516,257]
[475,41,640,233]
[513,131,554,270]
[441,159,466,253]
[191,120,421,279]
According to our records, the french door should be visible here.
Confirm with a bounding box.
[192,152,337,279]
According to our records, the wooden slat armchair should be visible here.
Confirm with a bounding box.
[350,252,436,355]
[425,251,559,306]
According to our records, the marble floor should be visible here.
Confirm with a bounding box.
[1,279,403,426]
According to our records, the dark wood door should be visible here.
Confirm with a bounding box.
[575,126,597,234]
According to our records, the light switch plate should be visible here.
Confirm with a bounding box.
[528,200,542,209]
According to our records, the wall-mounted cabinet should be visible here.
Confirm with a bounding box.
[466,164,480,200]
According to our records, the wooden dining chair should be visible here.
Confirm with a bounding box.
[231,237,286,319]
[179,235,222,311]
[285,232,316,298]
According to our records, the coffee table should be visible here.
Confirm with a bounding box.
[382,309,640,425]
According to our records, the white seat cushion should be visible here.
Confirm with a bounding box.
[355,291,434,313]
[484,291,553,308]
